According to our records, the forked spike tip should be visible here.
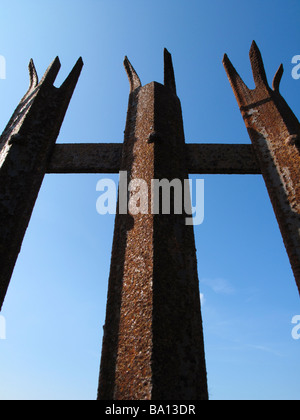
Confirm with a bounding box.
[124,56,141,93]
[272,64,284,93]
[164,48,176,94]
[223,52,251,105]
[28,59,39,90]
[39,56,61,87]
[249,41,269,88]
[59,57,84,92]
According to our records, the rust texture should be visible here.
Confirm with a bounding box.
[97,50,208,400]
[0,57,83,309]
[47,143,123,174]
[187,143,260,175]
[47,142,260,174]
[224,41,300,294]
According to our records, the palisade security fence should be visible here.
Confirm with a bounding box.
[0,43,299,400]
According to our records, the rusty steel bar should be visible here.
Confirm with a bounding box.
[97,49,208,400]
[223,41,300,295]
[187,143,260,174]
[47,143,123,174]
[47,142,260,175]
[0,57,83,309]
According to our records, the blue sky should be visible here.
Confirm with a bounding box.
[0,0,299,400]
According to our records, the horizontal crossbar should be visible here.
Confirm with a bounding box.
[47,143,261,175]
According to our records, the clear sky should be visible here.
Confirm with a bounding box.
[0,0,299,400]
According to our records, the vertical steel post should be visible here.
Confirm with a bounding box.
[224,42,300,295]
[98,50,208,400]
[0,57,83,309]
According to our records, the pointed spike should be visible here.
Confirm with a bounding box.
[223,53,251,106]
[124,56,142,93]
[28,59,39,91]
[39,56,61,87]
[164,48,176,94]
[249,41,269,88]
[272,63,284,92]
[59,57,84,92]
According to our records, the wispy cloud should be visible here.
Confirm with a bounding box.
[248,344,283,357]
[200,278,236,295]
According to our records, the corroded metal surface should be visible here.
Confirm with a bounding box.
[97,50,208,400]
[224,41,300,294]
[47,143,122,174]
[0,57,83,309]
[47,143,260,174]
[187,143,260,174]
